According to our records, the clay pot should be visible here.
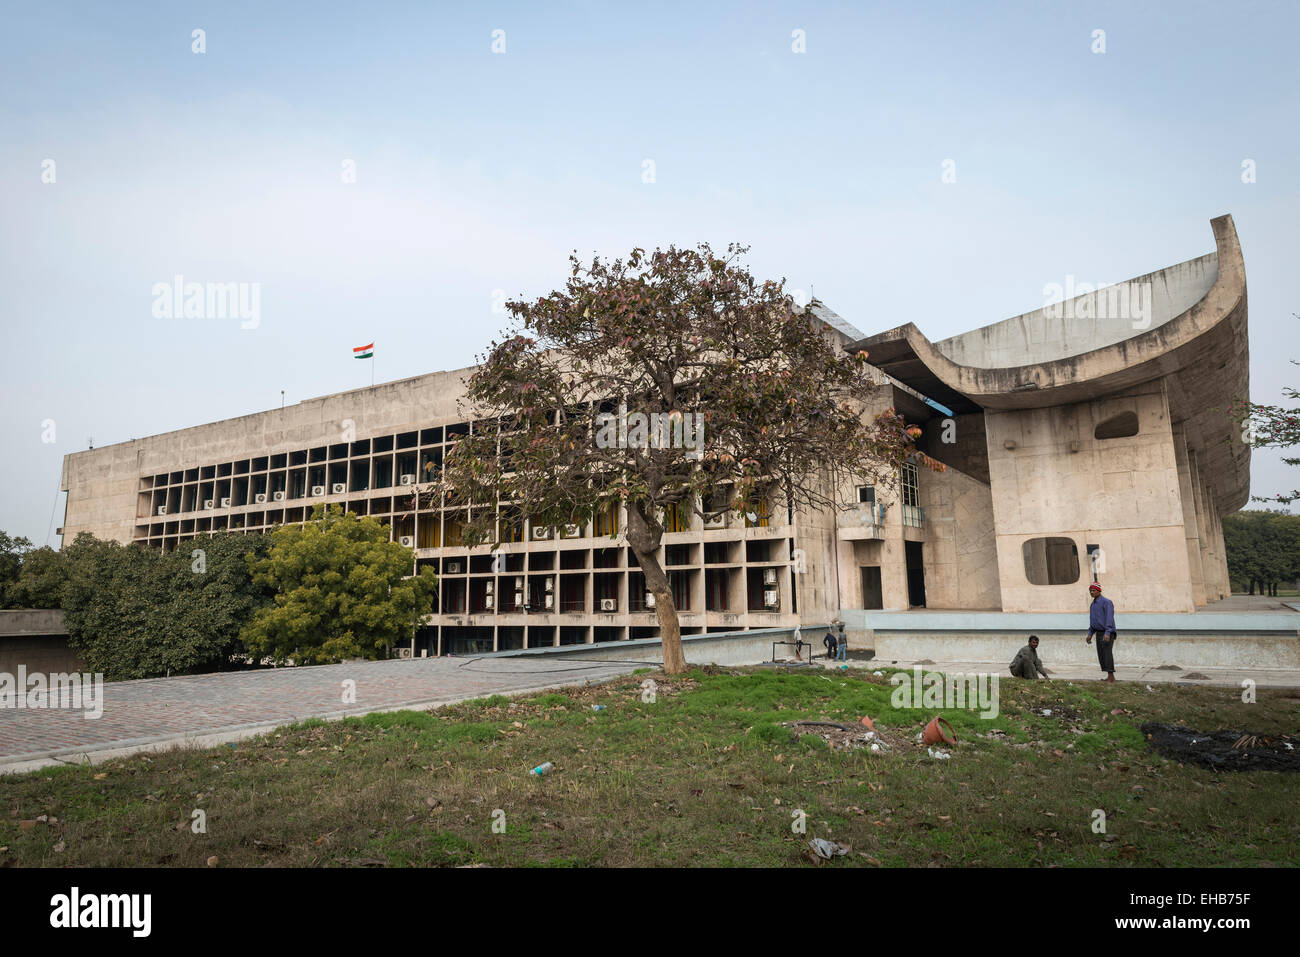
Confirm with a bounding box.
[922,716,957,747]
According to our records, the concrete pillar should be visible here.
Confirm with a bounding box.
[1172,425,1207,606]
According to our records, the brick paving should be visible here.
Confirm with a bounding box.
[0,656,641,766]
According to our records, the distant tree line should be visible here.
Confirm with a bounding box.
[1222,510,1300,596]
[0,507,436,680]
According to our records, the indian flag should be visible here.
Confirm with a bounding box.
[353,342,373,359]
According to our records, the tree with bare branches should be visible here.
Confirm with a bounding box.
[440,243,938,674]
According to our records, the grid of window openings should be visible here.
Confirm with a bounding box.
[132,418,800,654]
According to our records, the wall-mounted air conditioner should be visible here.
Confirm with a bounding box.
[763,589,779,609]
[446,561,462,574]
[331,483,346,494]
[763,567,778,585]
[543,577,554,592]
[532,525,552,540]
[514,587,525,607]
[704,511,726,529]
[310,486,325,497]
[484,594,494,610]
[254,493,267,504]
[273,491,285,502]
[543,593,554,610]
[203,500,215,509]
[563,523,581,537]
[400,474,415,485]
[156,506,167,516]
[398,535,414,548]
[394,648,412,659]
[485,581,494,595]
[219,497,231,507]
[600,598,617,612]
[645,592,656,609]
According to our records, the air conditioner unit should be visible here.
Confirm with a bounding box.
[273,491,285,502]
[220,497,231,507]
[645,592,656,609]
[514,588,524,606]
[483,594,494,610]
[446,561,462,574]
[600,598,617,612]
[254,493,267,504]
[763,589,779,609]
[485,581,494,595]
[310,486,325,497]
[563,523,581,537]
[704,511,726,529]
[156,506,167,516]
[532,525,552,540]
[543,593,554,610]
[395,648,412,659]
[400,474,415,485]
[398,535,414,548]
[763,567,778,585]
[331,483,346,494]
[544,578,554,592]
[203,500,215,509]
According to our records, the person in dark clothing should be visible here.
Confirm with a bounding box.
[823,629,837,660]
[1009,635,1049,679]
[1086,582,1118,682]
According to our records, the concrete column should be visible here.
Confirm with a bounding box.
[1172,425,1207,606]
[1187,450,1215,599]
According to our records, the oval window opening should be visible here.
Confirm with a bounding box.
[1022,536,1080,585]
[1095,411,1139,440]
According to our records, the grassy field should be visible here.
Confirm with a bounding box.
[2,667,1297,867]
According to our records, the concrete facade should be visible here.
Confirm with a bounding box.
[847,215,1246,617]
[60,216,1250,650]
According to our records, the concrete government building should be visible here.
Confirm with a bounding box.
[60,215,1249,657]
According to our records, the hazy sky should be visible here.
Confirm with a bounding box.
[2,0,1297,545]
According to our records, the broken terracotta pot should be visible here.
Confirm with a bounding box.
[922,716,957,747]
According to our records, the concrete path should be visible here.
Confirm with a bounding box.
[0,655,643,774]
[813,656,1300,689]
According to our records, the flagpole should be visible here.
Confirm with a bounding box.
[371,353,375,387]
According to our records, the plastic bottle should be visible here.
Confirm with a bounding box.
[529,762,554,776]
[591,705,606,711]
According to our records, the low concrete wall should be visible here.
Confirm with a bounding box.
[487,625,832,668]
[0,637,87,675]
[855,610,1300,669]
[0,609,67,636]
[0,610,84,674]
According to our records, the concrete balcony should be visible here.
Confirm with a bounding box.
[836,502,886,540]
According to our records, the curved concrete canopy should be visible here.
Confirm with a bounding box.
[850,215,1250,514]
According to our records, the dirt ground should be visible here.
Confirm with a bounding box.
[1140,722,1300,772]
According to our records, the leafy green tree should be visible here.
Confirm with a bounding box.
[4,545,70,608]
[240,506,438,665]
[0,531,33,605]
[440,243,933,674]
[1223,510,1300,595]
[62,531,273,679]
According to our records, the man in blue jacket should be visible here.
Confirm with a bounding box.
[1086,582,1118,682]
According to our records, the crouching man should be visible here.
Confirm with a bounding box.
[1009,635,1050,680]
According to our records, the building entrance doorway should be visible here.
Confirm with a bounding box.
[905,541,926,607]
[860,566,883,609]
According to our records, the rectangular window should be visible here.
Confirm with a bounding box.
[901,464,920,508]
[857,486,876,504]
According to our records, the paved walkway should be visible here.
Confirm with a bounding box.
[813,656,1300,688]
[0,655,642,773]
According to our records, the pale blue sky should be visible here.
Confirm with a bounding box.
[2,0,1297,544]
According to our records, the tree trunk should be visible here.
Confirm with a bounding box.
[625,504,686,674]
